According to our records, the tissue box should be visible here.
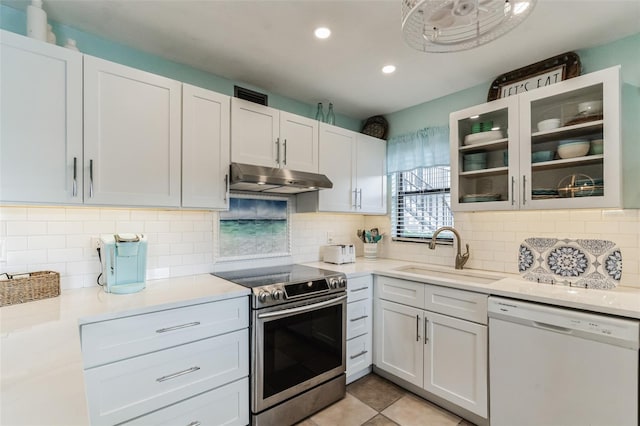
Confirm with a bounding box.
[323,244,356,264]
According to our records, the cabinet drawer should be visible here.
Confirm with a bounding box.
[375,276,425,309]
[347,298,371,340]
[347,333,372,375]
[81,297,248,368]
[347,275,372,302]
[424,285,487,324]
[123,377,249,426]
[85,329,249,426]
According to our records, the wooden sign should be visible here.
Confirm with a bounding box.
[487,52,581,101]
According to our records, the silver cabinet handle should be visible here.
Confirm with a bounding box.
[186,422,201,426]
[358,188,363,209]
[89,159,94,198]
[350,350,368,360]
[156,366,200,382]
[72,157,78,197]
[350,315,368,322]
[352,189,358,208]
[156,321,200,333]
[275,138,280,165]
[424,317,429,344]
[283,139,287,165]
[511,176,515,206]
[416,314,420,342]
[224,173,229,202]
[522,175,527,205]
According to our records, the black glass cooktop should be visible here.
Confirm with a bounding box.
[212,264,340,288]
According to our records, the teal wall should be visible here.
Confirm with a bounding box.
[385,33,640,138]
[0,4,362,131]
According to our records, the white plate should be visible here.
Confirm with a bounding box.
[463,130,503,146]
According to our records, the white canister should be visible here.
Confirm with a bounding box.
[47,24,56,44]
[27,0,47,41]
[363,243,378,260]
[65,38,79,51]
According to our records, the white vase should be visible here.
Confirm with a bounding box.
[363,243,377,260]
[27,0,47,42]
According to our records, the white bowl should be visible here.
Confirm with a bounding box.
[578,100,603,115]
[537,118,561,132]
[557,141,590,159]
[463,130,503,146]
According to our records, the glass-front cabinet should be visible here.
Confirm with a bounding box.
[451,66,621,211]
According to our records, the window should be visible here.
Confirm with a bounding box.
[391,166,454,242]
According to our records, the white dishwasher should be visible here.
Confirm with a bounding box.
[488,296,639,426]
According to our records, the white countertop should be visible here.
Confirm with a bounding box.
[0,274,249,426]
[2,259,639,425]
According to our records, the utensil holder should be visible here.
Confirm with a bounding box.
[363,243,377,260]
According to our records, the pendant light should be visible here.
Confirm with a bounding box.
[401,0,537,53]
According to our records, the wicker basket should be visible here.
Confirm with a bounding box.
[0,271,60,307]
[361,115,389,140]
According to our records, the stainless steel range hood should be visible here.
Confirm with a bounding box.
[229,163,333,194]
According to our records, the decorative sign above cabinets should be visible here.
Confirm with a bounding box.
[487,52,582,101]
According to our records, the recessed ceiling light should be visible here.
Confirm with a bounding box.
[314,27,331,39]
[382,65,396,74]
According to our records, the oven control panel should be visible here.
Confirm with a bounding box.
[252,275,346,308]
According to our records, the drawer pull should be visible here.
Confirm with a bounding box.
[350,315,368,322]
[156,321,201,333]
[187,422,201,426]
[156,366,200,383]
[350,350,368,360]
[350,287,368,292]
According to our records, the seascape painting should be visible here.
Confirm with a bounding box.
[218,196,290,259]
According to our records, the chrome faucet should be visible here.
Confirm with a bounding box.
[429,226,470,270]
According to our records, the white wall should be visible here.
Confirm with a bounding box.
[0,206,365,290]
[366,208,640,289]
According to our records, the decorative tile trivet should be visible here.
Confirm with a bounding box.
[519,237,621,289]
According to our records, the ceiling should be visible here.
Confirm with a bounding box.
[4,0,639,119]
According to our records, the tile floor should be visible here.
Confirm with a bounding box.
[296,374,475,426]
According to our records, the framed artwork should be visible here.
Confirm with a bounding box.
[217,195,291,261]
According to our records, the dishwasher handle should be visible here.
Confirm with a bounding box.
[532,321,573,334]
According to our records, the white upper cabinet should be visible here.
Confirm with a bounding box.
[451,66,621,211]
[357,133,387,214]
[83,56,182,207]
[318,124,358,212]
[0,30,83,204]
[231,98,279,168]
[182,84,230,209]
[312,124,387,214]
[279,111,319,172]
[231,98,319,172]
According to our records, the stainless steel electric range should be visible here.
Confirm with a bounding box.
[213,264,348,426]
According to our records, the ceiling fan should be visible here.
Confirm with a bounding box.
[402,0,537,53]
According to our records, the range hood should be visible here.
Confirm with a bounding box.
[229,163,333,194]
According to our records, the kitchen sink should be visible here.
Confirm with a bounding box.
[392,265,502,285]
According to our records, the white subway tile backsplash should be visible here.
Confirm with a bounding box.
[65,208,100,221]
[7,249,47,264]
[48,248,84,263]
[82,221,116,234]
[99,209,131,220]
[7,221,47,236]
[27,207,66,221]
[28,235,66,250]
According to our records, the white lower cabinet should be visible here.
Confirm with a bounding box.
[123,377,249,426]
[374,276,488,418]
[346,275,373,383]
[81,296,249,426]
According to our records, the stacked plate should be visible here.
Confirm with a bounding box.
[461,193,501,203]
[471,120,493,134]
[531,188,559,199]
[463,152,487,171]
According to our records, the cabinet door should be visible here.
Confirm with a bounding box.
[280,111,319,172]
[182,84,230,209]
[374,299,423,387]
[356,134,387,214]
[347,298,371,340]
[424,311,487,418]
[450,96,520,212]
[231,98,279,167]
[519,66,621,209]
[0,30,83,204]
[83,56,181,207]
[318,123,357,212]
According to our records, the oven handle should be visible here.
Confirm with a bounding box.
[257,294,347,319]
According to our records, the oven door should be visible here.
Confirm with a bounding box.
[252,293,347,413]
